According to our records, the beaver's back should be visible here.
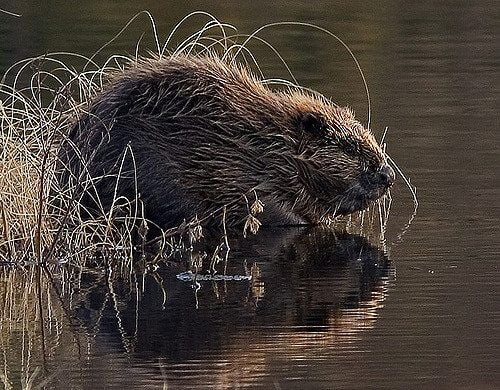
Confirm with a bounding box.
[58,54,392,229]
[58,56,281,226]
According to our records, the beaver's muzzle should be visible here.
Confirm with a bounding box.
[360,163,395,196]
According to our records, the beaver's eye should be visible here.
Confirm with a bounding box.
[343,143,357,156]
[297,112,327,137]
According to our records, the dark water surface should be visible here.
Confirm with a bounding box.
[0,1,498,389]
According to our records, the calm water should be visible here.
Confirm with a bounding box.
[0,1,498,389]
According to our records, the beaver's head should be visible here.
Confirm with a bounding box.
[263,90,395,223]
[196,58,396,224]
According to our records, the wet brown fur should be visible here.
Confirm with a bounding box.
[59,54,388,227]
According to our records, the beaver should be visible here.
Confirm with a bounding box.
[59,54,395,228]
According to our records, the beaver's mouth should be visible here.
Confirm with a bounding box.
[334,187,385,216]
[332,164,395,216]
[296,162,395,220]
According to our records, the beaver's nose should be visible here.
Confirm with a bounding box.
[377,163,395,188]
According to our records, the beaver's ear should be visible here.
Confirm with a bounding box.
[297,112,327,137]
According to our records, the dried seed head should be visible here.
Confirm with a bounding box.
[243,214,262,238]
[250,199,265,215]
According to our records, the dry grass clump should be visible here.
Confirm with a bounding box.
[0,51,140,264]
[0,78,61,263]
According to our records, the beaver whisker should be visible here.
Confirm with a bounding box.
[386,154,418,208]
[377,199,385,242]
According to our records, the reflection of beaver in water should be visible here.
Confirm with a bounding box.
[60,55,395,227]
[69,228,391,383]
